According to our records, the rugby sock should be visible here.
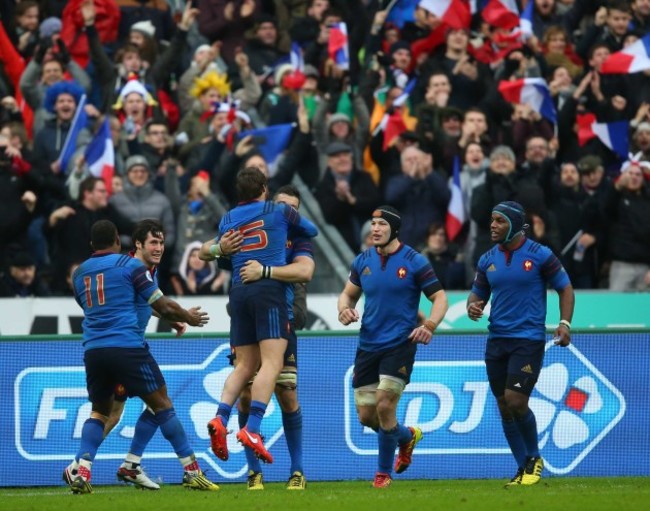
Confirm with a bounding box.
[216,403,233,427]
[396,423,413,445]
[502,419,527,468]
[76,418,105,463]
[282,408,303,474]
[129,409,158,457]
[246,400,267,434]
[239,410,261,473]
[377,426,399,474]
[515,409,540,459]
[155,407,193,458]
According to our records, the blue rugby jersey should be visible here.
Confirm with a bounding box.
[349,244,442,352]
[72,253,162,350]
[218,201,318,286]
[471,237,571,341]
[285,233,314,322]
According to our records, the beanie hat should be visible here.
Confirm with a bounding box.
[492,201,525,243]
[131,20,156,38]
[372,205,401,245]
[328,112,351,129]
[39,17,62,39]
[125,155,150,172]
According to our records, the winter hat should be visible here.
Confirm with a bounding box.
[492,201,525,243]
[328,112,351,128]
[131,20,156,38]
[39,17,62,39]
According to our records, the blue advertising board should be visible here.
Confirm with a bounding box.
[0,332,647,487]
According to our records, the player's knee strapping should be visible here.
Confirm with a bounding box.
[377,376,406,396]
[276,370,297,389]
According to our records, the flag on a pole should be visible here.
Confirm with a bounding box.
[58,93,87,172]
[446,156,466,241]
[498,78,557,124]
[84,118,115,194]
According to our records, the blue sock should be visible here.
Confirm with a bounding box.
[129,409,158,457]
[246,400,267,434]
[76,418,105,462]
[502,419,527,468]
[396,424,412,445]
[217,403,232,427]
[515,409,540,459]
[156,407,193,458]
[377,426,399,475]
[282,408,303,474]
[239,410,261,473]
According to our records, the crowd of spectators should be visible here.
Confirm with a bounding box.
[1,0,649,297]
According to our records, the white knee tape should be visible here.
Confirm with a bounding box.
[354,383,378,406]
[276,371,297,389]
[377,376,405,396]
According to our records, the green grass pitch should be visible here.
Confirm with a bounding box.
[1,478,649,511]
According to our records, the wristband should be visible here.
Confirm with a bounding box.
[559,319,571,330]
[421,320,437,334]
[262,266,273,279]
[209,242,223,258]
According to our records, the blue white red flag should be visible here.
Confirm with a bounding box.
[418,0,471,29]
[58,93,87,171]
[482,0,520,30]
[446,156,466,241]
[238,124,294,174]
[84,118,115,193]
[290,42,304,72]
[601,33,650,74]
[328,23,350,70]
[519,0,534,40]
[579,119,630,159]
[498,78,557,124]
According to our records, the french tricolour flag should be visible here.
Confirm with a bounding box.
[418,0,471,30]
[578,116,629,159]
[446,156,466,241]
[84,118,115,194]
[290,42,304,72]
[238,123,294,175]
[482,0,520,30]
[600,33,650,74]
[328,22,350,71]
[58,93,87,172]
[498,78,557,124]
[519,0,534,40]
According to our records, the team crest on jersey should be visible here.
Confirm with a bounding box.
[523,260,533,272]
[362,267,372,275]
[286,240,293,249]
[487,264,496,272]
[397,267,407,279]
[114,384,126,398]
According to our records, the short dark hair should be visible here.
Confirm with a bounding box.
[80,177,103,199]
[132,219,164,247]
[91,220,118,251]
[236,167,267,202]
[607,0,631,14]
[274,184,301,202]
